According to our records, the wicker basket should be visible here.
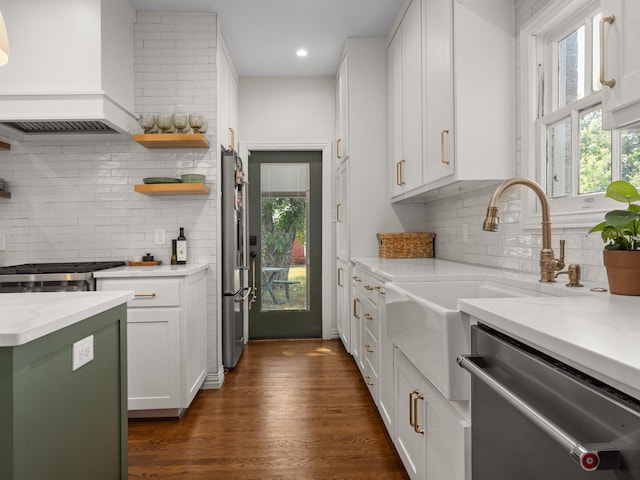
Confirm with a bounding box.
[377,232,435,258]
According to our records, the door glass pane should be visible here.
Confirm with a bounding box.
[558,25,585,108]
[579,107,611,194]
[546,118,572,198]
[622,129,640,188]
[260,163,309,312]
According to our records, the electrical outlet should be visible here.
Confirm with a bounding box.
[155,228,166,245]
[463,224,469,244]
[72,335,94,371]
[0,233,5,251]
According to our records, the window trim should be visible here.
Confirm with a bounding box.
[520,0,617,230]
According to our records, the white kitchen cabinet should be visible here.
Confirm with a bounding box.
[394,348,469,480]
[351,265,394,433]
[335,53,350,165]
[388,0,424,197]
[601,0,640,129]
[96,266,207,417]
[336,259,351,353]
[217,29,239,150]
[389,0,515,202]
[334,38,413,355]
[336,160,349,262]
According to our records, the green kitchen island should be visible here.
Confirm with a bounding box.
[0,291,133,480]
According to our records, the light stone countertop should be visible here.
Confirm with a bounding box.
[93,263,208,278]
[353,256,640,400]
[0,291,134,347]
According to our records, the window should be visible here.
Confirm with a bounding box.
[522,0,640,227]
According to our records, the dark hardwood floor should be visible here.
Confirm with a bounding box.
[128,339,409,479]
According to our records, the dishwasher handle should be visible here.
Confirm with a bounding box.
[457,355,622,472]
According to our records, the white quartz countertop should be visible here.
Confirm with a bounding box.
[351,257,499,282]
[353,256,640,400]
[459,295,640,400]
[93,263,208,278]
[0,291,134,347]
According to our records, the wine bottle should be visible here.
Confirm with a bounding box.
[176,227,187,265]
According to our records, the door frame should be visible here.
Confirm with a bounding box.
[240,141,333,340]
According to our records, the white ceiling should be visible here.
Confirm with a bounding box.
[130,0,405,77]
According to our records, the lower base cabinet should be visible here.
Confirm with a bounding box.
[394,348,470,480]
[97,267,207,417]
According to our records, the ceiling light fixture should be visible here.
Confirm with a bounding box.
[296,49,308,58]
[0,10,9,67]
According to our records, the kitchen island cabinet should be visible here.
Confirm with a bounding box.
[0,292,131,480]
[95,264,208,417]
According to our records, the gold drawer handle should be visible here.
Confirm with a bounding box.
[365,345,374,353]
[365,375,375,386]
[353,275,361,282]
[364,285,374,291]
[364,313,373,321]
[414,393,425,434]
[374,286,385,294]
[599,15,616,88]
[134,292,157,298]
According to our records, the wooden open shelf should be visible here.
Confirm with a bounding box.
[134,183,210,196]
[0,141,10,151]
[0,191,11,199]
[133,133,210,149]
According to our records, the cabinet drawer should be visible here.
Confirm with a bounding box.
[99,278,181,307]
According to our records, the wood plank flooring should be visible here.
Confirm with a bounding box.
[128,339,409,479]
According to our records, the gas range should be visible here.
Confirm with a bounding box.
[0,261,125,293]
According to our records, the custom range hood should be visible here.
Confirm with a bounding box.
[0,0,137,139]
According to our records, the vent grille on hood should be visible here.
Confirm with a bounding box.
[2,121,119,134]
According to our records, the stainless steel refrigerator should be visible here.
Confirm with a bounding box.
[221,146,249,369]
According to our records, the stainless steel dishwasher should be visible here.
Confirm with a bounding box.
[458,324,640,479]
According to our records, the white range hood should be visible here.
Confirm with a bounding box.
[0,0,137,139]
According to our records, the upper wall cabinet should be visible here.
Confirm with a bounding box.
[335,54,350,166]
[389,0,515,202]
[388,0,424,198]
[601,0,640,130]
[217,27,239,150]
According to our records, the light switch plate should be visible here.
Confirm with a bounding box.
[72,335,94,371]
[155,228,166,245]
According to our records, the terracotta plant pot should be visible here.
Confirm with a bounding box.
[603,250,640,296]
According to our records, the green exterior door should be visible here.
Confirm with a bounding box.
[248,150,322,338]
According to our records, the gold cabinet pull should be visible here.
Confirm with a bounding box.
[336,138,342,159]
[352,275,361,282]
[336,203,342,222]
[599,15,616,88]
[413,393,425,434]
[364,313,373,321]
[229,127,235,150]
[396,160,406,186]
[337,267,343,287]
[364,285,374,291]
[374,285,385,295]
[365,375,375,386]
[353,297,360,319]
[441,129,450,165]
[409,390,419,427]
[365,344,374,353]
[134,292,157,298]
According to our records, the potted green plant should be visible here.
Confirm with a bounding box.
[589,180,640,295]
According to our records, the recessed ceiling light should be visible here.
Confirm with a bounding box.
[296,49,308,58]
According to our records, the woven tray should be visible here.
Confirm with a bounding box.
[377,232,435,258]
